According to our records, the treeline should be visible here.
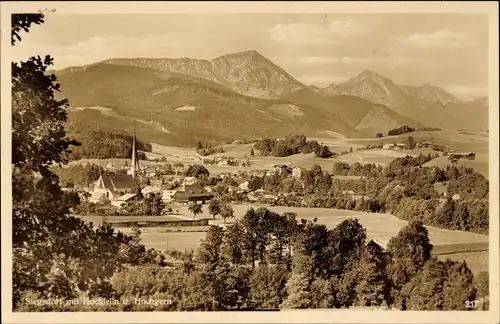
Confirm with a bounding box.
[51,163,105,188]
[16,209,487,311]
[254,135,333,158]
[388,125,414,136]
[255,155,488,234]
[196,141,225,156]
[66,121,152,160]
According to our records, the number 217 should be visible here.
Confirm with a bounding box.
[465,300,479,309]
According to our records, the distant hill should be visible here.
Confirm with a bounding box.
[414,97,489,132]
[54,51,487,146]
[321,70,465,126]
[55,63,355,146]
[281,88,423,136]
[101,50,305,99]
[400,84,462,105]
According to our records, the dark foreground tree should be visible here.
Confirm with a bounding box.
[11,14,148,309]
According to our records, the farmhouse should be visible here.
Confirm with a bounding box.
[451,152,476,160]
[173,184,213,204]
[162,189,177,202]
[93,174,139,200]
[239,181,249,191]
[394,143,407,150]
[111,193,139,208]
[383,144,395,150]
[291,167,302,178]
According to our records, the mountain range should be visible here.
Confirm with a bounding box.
[54,50,489,146]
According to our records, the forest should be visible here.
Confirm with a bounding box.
[254,134,334,158]
[65,119,152,160]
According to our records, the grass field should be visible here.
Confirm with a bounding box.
[423,154,489,178]
[102,204,489,275]
[136,130,489,175]
[431,242,489,274]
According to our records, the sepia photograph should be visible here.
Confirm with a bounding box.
[1,1,499,323]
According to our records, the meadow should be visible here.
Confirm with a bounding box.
[68,130,489,177]
[88,204,489,274]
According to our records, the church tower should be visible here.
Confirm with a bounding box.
[127,127,140,178]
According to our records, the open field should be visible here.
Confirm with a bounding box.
[79,204,489,274]
[436,251,488,275]
[109,204,488,273]
[137,130,488,175]
[348,130,489,154]
[423,154,489,178]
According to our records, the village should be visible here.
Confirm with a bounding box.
[66,132,477,216]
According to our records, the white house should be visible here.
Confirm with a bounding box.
[292,167,302,178]
[239,181,249,191]
[111,193,139,208]
[162,189,177,201]
[142,185,161,196]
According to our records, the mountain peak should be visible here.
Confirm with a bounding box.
[214,49,265,61]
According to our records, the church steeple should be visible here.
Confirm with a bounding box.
[128,126,140,178]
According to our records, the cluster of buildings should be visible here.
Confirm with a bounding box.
[257,165,303,178]
[382,143,407,150]
[86,133,214,208]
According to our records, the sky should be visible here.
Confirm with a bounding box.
[12,13,489,100]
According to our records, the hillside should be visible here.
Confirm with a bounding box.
[400,84,462,105]
[418,97,489,132]
[101,50,305,99]
[321,70,463,126]
[281,88,423,135]
[55,63,355,147]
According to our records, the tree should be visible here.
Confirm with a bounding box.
[251,265,290,308]
[250,148,255,156]
[376,133,384,138]
[402,258,446,310]
[208,198,222,220]
[387,221,433,306]
[221,223,245,264]
[354,241,389,307]
[475,271,489,310]
[442,260,476,310]
[11,14,145,307]
[280,272,312,309]
[220,203,234,224]
[349,147,353,153]
[196,141,203,150]
[188,202,203,219]
[185,164,209,178]
[196,226,225,268]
